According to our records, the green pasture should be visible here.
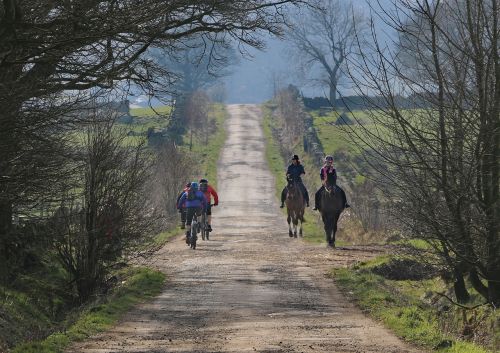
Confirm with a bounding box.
[130,105,172,118]
[311,109,376,156]
[310,108,438,156]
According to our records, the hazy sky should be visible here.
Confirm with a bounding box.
[222,36,301,104]
[129,0,396,107]
[223,0,396,104]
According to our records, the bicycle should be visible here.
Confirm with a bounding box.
[200,206,213,241]
[200,210,206,241]
[188,213,200,250]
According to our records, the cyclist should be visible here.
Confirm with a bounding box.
[199,178,218,232]
[313,155,350,211]
[176,182,191,229]
[280,154,310,208]
[177,182,207,243]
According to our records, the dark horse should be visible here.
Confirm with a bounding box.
[319,175,345,247]
[285,177,305,237]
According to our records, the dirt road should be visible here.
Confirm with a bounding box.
[67,104,421,353]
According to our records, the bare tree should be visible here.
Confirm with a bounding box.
[151,37,238,96]
[185,91,211,149]
[286,0,367,106]
[151,143,194,220]
[275,84,305,145]
[349,0,500,306]
[52,106,154,301]
[350,180,388,232]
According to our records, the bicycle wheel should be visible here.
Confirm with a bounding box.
[201,218,205,240]
[190,220,197,249]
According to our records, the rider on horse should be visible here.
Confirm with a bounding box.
[280,154,310,208]
[313,155,350,211]
[199,178,218,232]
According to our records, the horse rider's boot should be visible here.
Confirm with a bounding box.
[345,203,350,208]
[280,203,284,208]
[208,224,212,232]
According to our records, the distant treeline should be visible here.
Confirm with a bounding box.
[303,94,432,110]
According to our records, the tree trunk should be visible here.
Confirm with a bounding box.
[0,199,12,234]
[487,268,500,307]
[453,270,470,304]
[329,81,337,108]
[469,269,489,301]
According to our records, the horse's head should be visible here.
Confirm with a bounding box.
[286,179,298,199]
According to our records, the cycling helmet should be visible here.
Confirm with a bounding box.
[190,182,199,190]
[199,178,208,183]
[325,155,334,162]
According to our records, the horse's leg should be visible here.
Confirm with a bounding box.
[322,214,332,245]
[293,213,298,237]
[299,209,304,236]
[287,210,293,237]
[330,212,341,247]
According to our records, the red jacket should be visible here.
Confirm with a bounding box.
[202,185,219,205]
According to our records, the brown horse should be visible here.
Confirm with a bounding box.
[285,178,306,237]
[319,181,345,247]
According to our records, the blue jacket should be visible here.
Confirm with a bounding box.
[286,163,305,182]
[177,190,207,209]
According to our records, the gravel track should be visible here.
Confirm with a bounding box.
[67,104,421,353]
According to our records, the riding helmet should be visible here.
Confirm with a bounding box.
[199,178,208,183]
[291,154,300,160]
[190,182,199,190]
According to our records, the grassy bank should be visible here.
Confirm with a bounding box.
[333,259,496,352]
[12,267,165,353]
[261,103,287,201]
[182,103,228,187]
